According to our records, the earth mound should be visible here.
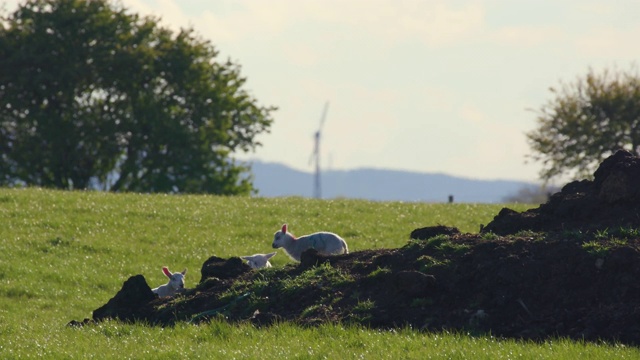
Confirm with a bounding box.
[70,151,640,345]
[482,149,640,235]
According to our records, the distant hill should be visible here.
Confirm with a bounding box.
[248,161,539,203]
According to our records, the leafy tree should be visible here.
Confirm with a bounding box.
[0,0,274,194]
[526,67,640,182]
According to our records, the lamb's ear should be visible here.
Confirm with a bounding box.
[282,224,287,233]
[162,266,172,278]
[181,268,187,275]
[266,252,277,259]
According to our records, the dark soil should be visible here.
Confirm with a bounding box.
[69,150,640,346]
[482,149,640,235]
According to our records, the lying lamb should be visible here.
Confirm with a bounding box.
[151,266,187,297]
[272,224,349,262]
[241,252,277,269]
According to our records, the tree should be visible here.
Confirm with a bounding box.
[0,0,274,194]
[526,67,640,182]
[502,185,559,204]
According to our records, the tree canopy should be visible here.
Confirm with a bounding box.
[0,0,274,194]
[527,67,640,182]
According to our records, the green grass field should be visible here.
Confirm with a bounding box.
[0,188,638,359]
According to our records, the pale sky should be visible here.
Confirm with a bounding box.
[4,0,640,183]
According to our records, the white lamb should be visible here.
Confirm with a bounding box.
[241,252,277,269]
[151,266,187,297]
[272,224,349,262]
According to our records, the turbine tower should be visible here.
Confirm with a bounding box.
[310,102,329,199]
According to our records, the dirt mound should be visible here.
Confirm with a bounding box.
[69,151,640,345]
[483,150,640,235]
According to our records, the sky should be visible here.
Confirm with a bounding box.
[4,0,640,183]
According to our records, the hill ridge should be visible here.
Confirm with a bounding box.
[249,160,537,203]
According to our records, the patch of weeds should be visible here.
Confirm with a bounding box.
[350,259,368,271]
[513,230,536,237]
[480,232,499,241]
[404,235,452,252]
[167,294,191,307]
[610,238,628,247]
[225,279,254,296]
[414,235,471,255]
[582,241,610,257]
[154,302,172,311]
[350,299,374,324]
[243,293,272,313]
[208,284,251,308]
[595,228,610,240]
[321,293,343,306]
[417,255,450,273]
[353,299,375,313]
[310,262,354,285]
[617,226,640,239]
[513,230,545,240]
[404,239,424,251]
[367,266,391,279]
[301,304,323,318]
[279,262,354,297]
[236,277,270,297]
[425,235,449,249]
[436,241,470,254]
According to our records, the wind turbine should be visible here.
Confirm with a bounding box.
[310,102,329,199]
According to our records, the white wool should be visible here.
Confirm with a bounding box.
[272,224,349,262]
[151,267,187,298]
[241,252,277,269]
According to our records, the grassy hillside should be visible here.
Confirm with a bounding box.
[0,188,637,359]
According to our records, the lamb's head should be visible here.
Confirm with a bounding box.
[241,252,277,269]
[162,266,187,291]
[272,224,292,249]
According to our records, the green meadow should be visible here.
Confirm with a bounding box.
[0,188,637,359]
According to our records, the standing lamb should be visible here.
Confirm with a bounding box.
[272,224,348,262]
[241,252,277,269]
[151,266,187,297]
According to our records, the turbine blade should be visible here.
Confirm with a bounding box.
[318,102,329,131]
